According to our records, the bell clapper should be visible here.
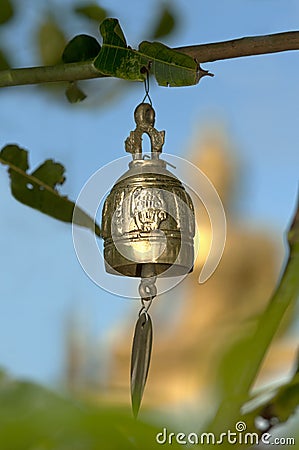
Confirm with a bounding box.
[130,268,157,417]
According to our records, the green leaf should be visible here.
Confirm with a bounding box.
[94,18,211,87]
[0,145,101,236]
[0,0,14,25]
[0,369,182,449]
[266,372,299,423]
[151,4,177,40]
[243,358,299,431]
[37,19,66,66]
[94,19,143,81]
[75,3,107,23]
[62,34,101,63]
[139,41,208,87]
[288,203,299,249]
[0,48,10,70]
[65,81,87,103]
[100,17,127,47]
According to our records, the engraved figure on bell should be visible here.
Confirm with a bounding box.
[131,188,167,232]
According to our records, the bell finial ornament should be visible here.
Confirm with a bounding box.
[125,103,165,157]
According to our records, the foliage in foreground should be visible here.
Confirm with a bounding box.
[0,370,172,450]
[0,348,298,449]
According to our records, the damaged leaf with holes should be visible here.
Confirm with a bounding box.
[0,145,100,236]
[94,18,211,87]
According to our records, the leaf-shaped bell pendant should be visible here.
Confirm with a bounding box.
[101,102,195,416]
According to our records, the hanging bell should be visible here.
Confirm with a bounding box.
[101,103,195,279]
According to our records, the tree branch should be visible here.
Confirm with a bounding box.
[0,62,105,88]
[175,31,299,62]
[0,31,298,88]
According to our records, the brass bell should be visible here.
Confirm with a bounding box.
[101,103,195,279]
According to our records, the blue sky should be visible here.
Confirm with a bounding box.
[0,0,298,385]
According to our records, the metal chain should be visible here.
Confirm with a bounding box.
[141,69,152,105]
